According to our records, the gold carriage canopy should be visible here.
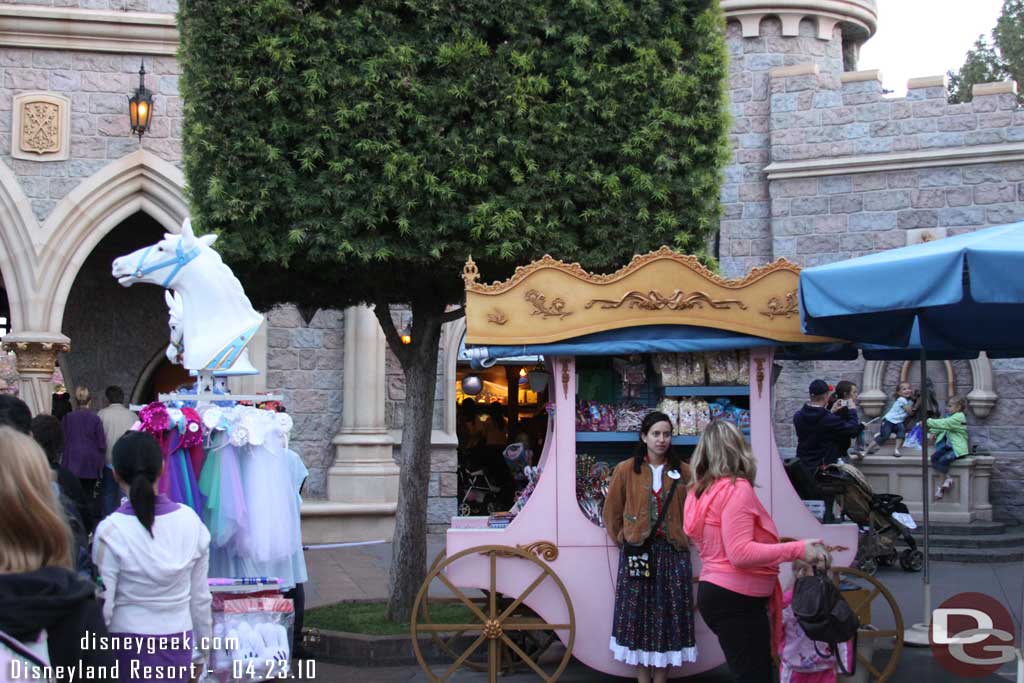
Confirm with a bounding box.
[462,247,835,346]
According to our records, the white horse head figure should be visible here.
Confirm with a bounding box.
[113,218,262,376]
[165,290,184,365]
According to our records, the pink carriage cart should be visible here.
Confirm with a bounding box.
[411,250,904,681]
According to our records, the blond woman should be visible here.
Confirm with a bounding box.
[0,426,115,679]
[683,420,827,683]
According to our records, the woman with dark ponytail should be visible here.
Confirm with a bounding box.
[93,431,212,682]
[602,411,696,682]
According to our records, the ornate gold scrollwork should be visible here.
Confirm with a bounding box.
[525,289,572,319]
[489,541,559,562]
[486,309,508,325]
[585,289,748,311]
[760,291,799,319]
[462,255,480,286]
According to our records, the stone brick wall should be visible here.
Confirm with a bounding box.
[721,17,845,277]
[264,306,345,499]
[0,48,183,223]
[720,16,1024,521]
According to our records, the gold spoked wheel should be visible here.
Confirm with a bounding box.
[420,550,556,674]
[829,566,904,682]
[411,544,575,683]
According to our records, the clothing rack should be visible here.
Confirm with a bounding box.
[156,392,285,404]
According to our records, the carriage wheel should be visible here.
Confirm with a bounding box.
[830,566,904,682]
[411,544,575,683]
[417,550,489,673]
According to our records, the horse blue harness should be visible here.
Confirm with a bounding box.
[134,240,202,288]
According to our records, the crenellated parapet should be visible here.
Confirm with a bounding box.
[721,0,877,41]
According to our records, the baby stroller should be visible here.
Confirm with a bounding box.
[816,463,923,574]
[458,465,502,516]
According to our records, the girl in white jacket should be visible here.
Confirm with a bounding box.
[93,431,212,683]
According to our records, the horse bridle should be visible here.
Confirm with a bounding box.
[134,240,201,287]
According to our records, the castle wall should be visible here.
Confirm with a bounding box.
[719,14,1024,521]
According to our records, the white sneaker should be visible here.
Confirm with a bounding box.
[934,485,944,499]
[942,477,954,491]
[892,447,901,457]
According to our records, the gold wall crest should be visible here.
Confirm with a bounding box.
[12,93,70,162]
[21,101,60,154]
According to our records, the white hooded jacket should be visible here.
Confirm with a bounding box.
[93,497,211,645]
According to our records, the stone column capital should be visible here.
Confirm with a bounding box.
[2,332,70,374]
[2,331,70,415]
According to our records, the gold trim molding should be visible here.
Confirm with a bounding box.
[488,541,559,562]
[463,247,832,345]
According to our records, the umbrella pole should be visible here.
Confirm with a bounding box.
[906,347,932,646]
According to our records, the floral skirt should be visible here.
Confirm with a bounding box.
[609,538,698,668]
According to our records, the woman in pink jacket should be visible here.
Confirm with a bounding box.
[683,421,827,682]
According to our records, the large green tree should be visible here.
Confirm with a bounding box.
[179,0,729,620]
[949,0,1024,103]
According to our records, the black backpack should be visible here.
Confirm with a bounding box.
[791,569,860,675]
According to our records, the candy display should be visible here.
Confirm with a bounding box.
[735,350,750,384]
[614,355,647,398]
[576,454,612,527]
[653,353,678,385]
[705,351,732,385]
[694,400,712,433]
[577,401,617,432]
[656,398,680,429]
[508,466,541,517]
[710,398,750,428]
[724,351,742,384]
[615,403,650,433]
[677,399,697,436]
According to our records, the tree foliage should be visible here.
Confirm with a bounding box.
[949,0,1024,103]
[178,0,729,619]
[179,0,730,303]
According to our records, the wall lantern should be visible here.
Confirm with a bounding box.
[128,60,154,140]
[400,322,412,345]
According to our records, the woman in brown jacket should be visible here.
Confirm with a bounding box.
[603,411,696,683]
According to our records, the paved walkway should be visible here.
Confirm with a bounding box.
[302,537,1024,681]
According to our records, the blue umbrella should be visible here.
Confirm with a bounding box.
[798,222,1024,646]
[799,222,1024,353]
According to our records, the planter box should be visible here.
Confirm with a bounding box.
[307,628,484,668]
[854,454,994,524]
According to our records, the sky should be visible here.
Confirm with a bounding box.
[858,0,1005,96]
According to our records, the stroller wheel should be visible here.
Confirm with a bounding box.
[459,503,472,516]
[899,548,924,572]
[858,558,878,576]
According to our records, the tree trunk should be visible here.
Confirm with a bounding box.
[382,298,445,623]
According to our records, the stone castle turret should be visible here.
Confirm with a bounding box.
[719,0,881,274]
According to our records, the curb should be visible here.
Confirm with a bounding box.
[306,628,484,668]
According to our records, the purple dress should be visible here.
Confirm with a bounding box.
[62,408,107,480]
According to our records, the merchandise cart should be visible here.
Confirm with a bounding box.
[412,249,903,681]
